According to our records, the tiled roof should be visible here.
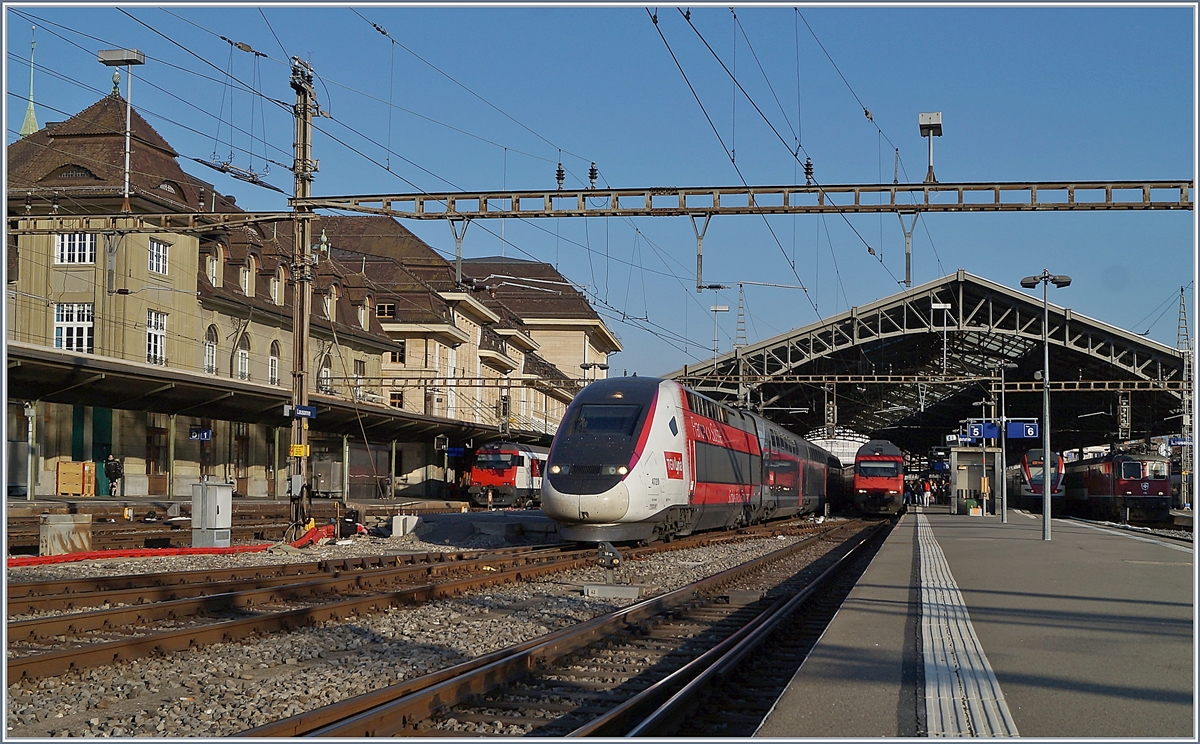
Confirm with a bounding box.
[7,94,213,213]
[461,256,601,321]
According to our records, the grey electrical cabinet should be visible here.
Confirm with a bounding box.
[192,482,233,547]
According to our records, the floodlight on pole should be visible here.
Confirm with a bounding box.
[1019,270,1072,540]
[931,302,951,374]
[919,112,943,184]
[99,49,145,213]
[710,305,729,355]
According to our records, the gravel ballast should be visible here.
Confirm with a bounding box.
[6,524,836,738]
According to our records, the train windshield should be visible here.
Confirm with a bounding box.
[1120,461,1143,480]
[1147,461,1168,479]
[563,404,643,436]
[476,453,517,468]
[857,461,901,477]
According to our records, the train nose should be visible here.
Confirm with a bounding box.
[542,480,630,523]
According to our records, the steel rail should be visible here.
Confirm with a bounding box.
[7,546,561,608]
[7,548,589,641]
[5,551,596,681]
[617,523,886,737]
[240,521,863,737]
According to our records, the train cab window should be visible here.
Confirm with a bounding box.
[1146,461,1168,480]
[476,453,515,468]
[565,404,642,436]
[857,461,902,478]
[1120,461,1143,480]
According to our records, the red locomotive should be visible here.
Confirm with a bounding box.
[467,441,549,509]
[1063,450,1171,523]
[852,440,905,515]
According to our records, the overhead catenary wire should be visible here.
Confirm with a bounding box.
[649,9,820,314]
[20,6,797,361]
[675,9,903,289]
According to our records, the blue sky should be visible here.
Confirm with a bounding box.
[5,3,1196,376]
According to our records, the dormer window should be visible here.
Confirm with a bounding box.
[270,270,282,305]
[358,302,369,330]
[206,249,223,287]
[240,266,250,295]
[245,256,256,297]
[52,164,96,180]
[325,286,338,320]
[158,182,177,194]
[376,303,396,319]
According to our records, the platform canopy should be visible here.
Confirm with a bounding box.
[667,270,1188,456]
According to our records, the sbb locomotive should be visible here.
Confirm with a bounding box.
[1063,450,1171,523]
[851,440,906,515]
[467,442,549,509]
[541,376,835,543]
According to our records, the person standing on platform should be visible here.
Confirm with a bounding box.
[104,454,123,498]
[922,479,932,508]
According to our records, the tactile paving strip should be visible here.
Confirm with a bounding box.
[917,510,1019,737]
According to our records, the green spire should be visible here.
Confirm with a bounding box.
[19,27,38,137]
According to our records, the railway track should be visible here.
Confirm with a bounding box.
[6,518,841,684]
[234,518,885,737]
[5,546,594,681]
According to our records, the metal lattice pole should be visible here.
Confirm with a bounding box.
[1178,287,1193,509]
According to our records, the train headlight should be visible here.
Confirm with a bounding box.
[550,464,563,474]
[617,466,628,475]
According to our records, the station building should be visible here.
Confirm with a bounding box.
[6,92,620,501]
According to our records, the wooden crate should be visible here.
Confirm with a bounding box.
[56,461,97,497]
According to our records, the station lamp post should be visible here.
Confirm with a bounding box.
[98,49,145,213]
[1020,270,1072,540]
[991,361,1019,524]
[919,111,943,184]
[972,398,995,512]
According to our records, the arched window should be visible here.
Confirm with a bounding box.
[235,334,251,380]
[203,326,219,374]
[318,355,333,393]
[271,267,283,305]
[269,340,281,386]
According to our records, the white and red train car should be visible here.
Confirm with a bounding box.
[541,376,834,543]
[1063,451,1171,522]
[467,442,549,509]
[1005,449,1065,515]
[852,440,906,515]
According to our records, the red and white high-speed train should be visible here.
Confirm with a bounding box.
[541,376,835,543]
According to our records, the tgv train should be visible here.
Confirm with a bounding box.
[1005,449,1065,514]
[542,376,834,543]
[851,440,906,515]
[467,441,549,509]
[1063,450,1172,522]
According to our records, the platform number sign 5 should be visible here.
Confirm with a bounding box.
[968,424,984,439]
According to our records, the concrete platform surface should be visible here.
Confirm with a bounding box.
[757,507,1194,738]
